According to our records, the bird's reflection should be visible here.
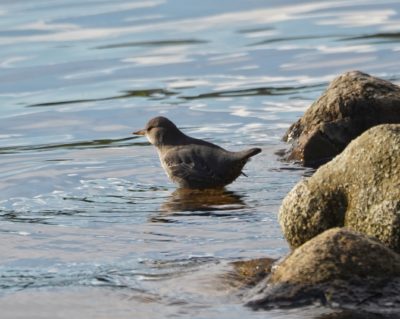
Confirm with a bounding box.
[150,188,246,222]
[161,188,245,212]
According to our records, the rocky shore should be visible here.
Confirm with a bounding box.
[280,124,400,252]
[242,71,400,315]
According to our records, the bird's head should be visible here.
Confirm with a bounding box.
[133,116,182,146]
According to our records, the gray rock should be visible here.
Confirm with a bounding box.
[279,124,400,252]
[283,71,400,167]
[246,228,400,314]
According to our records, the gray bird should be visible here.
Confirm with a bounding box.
[133,116,261,189]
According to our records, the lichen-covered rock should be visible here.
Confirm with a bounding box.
[283,71,400,167]
[279,124,400,252]
[246,228,400,313]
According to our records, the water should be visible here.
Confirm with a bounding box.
[1,1,400,318]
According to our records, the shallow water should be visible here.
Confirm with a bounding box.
[1,1,400,318]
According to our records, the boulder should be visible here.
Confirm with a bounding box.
[279,124,400,252]
[246,228,400,313]
[283,71,400,167]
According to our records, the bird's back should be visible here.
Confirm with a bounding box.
[160,138,261,188]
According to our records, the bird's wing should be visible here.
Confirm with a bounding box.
[163,148,224,186]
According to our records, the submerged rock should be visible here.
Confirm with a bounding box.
[246,228,400,314]
[229,258,276,288]
[283,71,400,167]
[279,124,400,252]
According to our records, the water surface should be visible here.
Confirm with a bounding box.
[1,0,400,318]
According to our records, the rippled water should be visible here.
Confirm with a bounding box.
[1,1,400,318]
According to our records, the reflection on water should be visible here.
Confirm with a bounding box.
[160,188,245,213]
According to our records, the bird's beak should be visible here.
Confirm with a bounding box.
[133,129,146,136]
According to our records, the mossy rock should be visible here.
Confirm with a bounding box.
[279,124,400,252]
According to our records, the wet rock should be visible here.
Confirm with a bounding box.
[279,124,400,252]
[229,258,276,287]
[316,311,397,319]
[269,228,400,285]
[246,228,400,314]
[283,71,400,167]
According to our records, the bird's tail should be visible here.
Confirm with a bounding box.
[239,147,262,160]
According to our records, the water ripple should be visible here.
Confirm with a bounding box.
[28,88,176,107]
[95,39,208,50]
[0,179,168,225]
[0,136,147,154]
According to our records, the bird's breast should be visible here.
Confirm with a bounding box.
[157,149,173,179]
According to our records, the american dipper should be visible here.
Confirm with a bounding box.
[133,116,261,189]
